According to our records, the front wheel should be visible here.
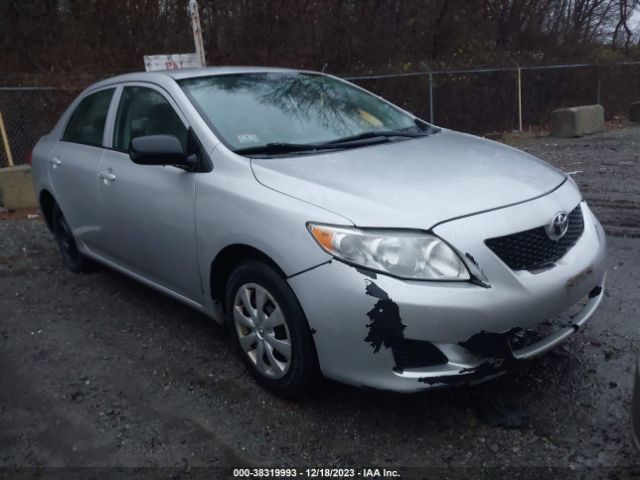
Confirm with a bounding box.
[52,203,96,273]
[225,260,320,398]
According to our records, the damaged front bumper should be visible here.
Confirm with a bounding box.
[406,277,605,387]
[288,189,607,392]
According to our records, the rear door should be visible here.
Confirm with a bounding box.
[95,84,203,302]
[48,87,116,250]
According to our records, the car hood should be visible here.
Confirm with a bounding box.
[250,129,566,229]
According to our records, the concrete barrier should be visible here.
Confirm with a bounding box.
[550,104,605,138]
[631,101,640,123]
[0,165,38,209]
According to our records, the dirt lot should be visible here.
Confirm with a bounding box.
[515,124,640,238]
[1,126,640,478]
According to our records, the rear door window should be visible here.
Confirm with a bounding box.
[62,88,115,146]
[113,86,187,152]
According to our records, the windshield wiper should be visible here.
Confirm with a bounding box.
[234,142,338,156]
[234,137,390,156]
[323,128,431,145]
[233,123,440,156]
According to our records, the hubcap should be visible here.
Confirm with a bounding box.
[233,283,291,379]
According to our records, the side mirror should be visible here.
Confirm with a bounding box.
[129,135,196,168]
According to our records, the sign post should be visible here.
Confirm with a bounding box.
[143,0,206,72]
[189,0,206,67]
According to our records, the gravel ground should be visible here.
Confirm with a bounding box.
[1,126,640,478]
[517,124,640,238]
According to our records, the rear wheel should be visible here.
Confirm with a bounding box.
[225,260,319,398]
[52,203,96,273]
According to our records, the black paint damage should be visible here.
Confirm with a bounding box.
[363,280,448,370]
[540,318,579,331]
[361,272,601,386]
[418,328,523,386]
[464,252,491,288]
[356,267,377,280]
[419,361,503,386]
[361,275,529,384]
[459,327,523,360]
[418,314,589,386]
[364,280,406,353]
[589,285,603,298]
[417,285,605,385]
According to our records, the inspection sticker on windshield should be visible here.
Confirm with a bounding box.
[237,133,260,144]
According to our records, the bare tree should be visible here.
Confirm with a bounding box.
[1,0,639,76]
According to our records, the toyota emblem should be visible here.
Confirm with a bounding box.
[546,212,569,241]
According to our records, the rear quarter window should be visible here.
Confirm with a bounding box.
[62,88,115,147]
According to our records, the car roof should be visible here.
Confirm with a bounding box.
[88,66,307,91]
[165,66,300,79]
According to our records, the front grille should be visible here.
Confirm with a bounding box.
[485,204,584,271]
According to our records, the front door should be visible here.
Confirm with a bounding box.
[96,85,203,303]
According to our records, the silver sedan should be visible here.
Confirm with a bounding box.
[31,67,607,397]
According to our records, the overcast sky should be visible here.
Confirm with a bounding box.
[632,7,640,31]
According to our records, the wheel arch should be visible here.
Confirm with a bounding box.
[39,189,56,232]
[210,244,287,310]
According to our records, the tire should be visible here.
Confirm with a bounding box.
[52,203,97,273]
[225,260,320,398]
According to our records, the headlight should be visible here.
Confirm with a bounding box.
[307,223,470,281]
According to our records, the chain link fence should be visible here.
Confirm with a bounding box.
[0,87,80,168]
[346,61,640,134]
[1,62,640,168]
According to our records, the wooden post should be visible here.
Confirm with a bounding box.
[189,0,206,67]
[0,110,14,167]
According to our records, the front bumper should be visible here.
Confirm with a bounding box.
[288,184,607,392]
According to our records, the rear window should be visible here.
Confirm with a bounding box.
[62,88,115,146]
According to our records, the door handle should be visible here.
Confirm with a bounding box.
[50,157,62,169]
[98,170,116,182]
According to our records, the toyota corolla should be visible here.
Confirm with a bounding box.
[31,67,607,397]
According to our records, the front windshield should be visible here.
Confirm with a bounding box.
[179,72,419,151]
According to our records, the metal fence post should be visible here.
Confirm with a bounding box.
[420,61,434,123]
[428,72,434,123]
[596,65,601,105]
[516,66,523,132]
